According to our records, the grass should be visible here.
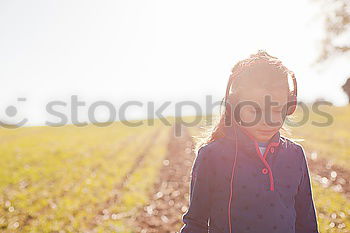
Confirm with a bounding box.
[287,104,350,170]
[312,175,350,233]
[0,118,171,232]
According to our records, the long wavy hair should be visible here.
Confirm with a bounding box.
[193,49,298,154]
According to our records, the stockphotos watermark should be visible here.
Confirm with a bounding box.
[0,95,333,129]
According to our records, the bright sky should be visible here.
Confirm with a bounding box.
[0,0,349,126]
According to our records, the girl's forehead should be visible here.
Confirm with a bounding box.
[238,87,288,106]
[230,66,290,106]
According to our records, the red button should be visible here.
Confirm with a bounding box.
[270,147,275,153]
[262,168,268,174]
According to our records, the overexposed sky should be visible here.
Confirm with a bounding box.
[0,0,349,126]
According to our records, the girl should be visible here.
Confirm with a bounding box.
[179,50,319,233]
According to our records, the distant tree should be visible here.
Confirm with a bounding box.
[312,0,350,63]
[342,78,350,104]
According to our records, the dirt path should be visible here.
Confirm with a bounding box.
[129,123,194,233]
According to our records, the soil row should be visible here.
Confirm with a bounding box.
[129,124,194,233]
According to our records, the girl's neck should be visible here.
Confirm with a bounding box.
[257,141,268,146]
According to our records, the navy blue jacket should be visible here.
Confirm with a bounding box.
[180,123,319,233]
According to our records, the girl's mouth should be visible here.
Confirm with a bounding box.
[257,129,275,134]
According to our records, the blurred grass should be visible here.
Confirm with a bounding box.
[312,176,350,233]
[288,104,350,170]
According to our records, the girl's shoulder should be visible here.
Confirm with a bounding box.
[195,138,227,161]
[280,135,306,161]
[196,139,222,155]
[280,135,303,150]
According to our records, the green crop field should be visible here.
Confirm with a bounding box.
[0,106,350,233]
[0,118,172,232]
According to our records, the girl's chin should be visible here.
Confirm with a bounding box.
[255,133,274,142]
[258,131,275,136]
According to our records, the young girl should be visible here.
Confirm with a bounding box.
[179,50,319,233]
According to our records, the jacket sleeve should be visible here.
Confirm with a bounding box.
[294,145,319,233]
[179,146,212,233]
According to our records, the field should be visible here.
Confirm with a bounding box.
[1,105,350,232]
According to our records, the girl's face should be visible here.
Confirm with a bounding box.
[234,86,288,143]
